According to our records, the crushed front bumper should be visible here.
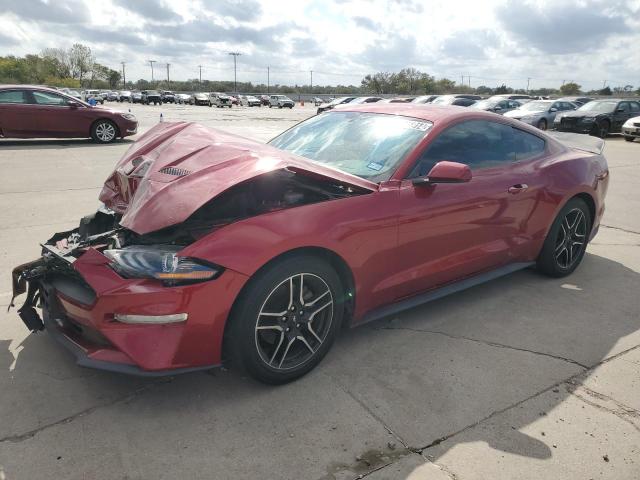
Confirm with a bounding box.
[11,242,249,376]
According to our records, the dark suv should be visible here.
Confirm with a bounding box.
[161,91,176,103]
[141,90,162,105]
[554,99,640,137]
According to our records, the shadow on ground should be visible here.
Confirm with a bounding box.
[0,138,134,150]
[1,253,638,479]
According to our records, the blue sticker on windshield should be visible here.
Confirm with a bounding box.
[367,162,383,171]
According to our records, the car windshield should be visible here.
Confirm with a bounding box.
[432,96,453,104]
[520,101,551,111]
[269,111,432,182]
[147,90,159,95]
[578,101,616,113]
[328,97,350,106]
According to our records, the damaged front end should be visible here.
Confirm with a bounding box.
[10,121,374,375]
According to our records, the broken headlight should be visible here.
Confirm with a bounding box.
[104,245,222,286]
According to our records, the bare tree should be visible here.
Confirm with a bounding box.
[68,43,94,83]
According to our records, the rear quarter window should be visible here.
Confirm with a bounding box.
[513,128,546,161]
[0,90,27,104]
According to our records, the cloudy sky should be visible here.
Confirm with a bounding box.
[0,0,638,90]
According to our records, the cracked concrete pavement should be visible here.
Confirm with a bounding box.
[0,103,639,479]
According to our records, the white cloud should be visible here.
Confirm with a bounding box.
[0,0,638,90]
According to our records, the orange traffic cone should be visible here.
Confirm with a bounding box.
[301,99,305,106]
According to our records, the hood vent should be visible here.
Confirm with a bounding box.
[159,166,192,177]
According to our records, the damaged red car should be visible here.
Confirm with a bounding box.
[11,104,609,384]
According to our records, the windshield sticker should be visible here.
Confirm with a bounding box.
[406,121,432,131]
[367,162,384,171]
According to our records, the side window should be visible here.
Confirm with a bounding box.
[617,102,629,113]
[513,128,545,162]
[551,102,561,111]
[32,91,69,106]
[629,102,640,113]
[408,120,514,177]
[0,90,28,104]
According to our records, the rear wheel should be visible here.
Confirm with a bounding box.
[537,197,591,277]
[228,255,344,384]
[624,136,635,142]
[91,119,118,144]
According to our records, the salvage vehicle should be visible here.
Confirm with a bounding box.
[240,95,262,107]
[316,96,356,114]
[470,98,522,115]
[0,85,138,143]
[504,100,577,130]
[175,93,192,104]
[269,95,295,109]
[82,89,104,104]
[557,96,593,107]
[554,99,640,138]
[412,95,440,104]
[622,115,640,142]
[131,91,143,103]
[161,91,176,104]
[119,90,133,102]
[211,92,233,108]
[191,92,211,106]
[141,90,163,105]
[432,95,481,107]
[11,104,609,384]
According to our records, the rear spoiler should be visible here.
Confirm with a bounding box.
[546,132,605,155]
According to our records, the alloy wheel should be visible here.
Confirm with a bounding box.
[554,208,587,269]
[255,273,334,370]
[95,122,116,142]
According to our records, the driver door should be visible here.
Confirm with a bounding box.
[392,119,540,299]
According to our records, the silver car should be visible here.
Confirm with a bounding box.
[470,98,522,115]
[504,100,577,131]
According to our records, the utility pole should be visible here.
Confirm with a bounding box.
[526,77,531,92]
[602,80,607,89]
[310,70,313,92]
[121,61,126,88]
[228,52,241,93]
[468,75,471,88]
[461,75,464,86]
[267,66,270,94]
[198,65,202,84]
[166,63,170,85]
[148,60,156,83]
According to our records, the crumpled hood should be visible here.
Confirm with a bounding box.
[99,121,377,235]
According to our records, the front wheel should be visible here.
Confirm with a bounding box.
[91,119,118,144]
[228,255,344,384]
[624,136,635,142]
[537,118,547,130]
[537,197,591,277]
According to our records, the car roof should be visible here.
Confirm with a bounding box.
[335,103,501,123]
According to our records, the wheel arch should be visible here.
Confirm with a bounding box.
[90,117,121,138]
[221,246,356,364]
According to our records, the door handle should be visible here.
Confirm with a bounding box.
[508,184,528,194]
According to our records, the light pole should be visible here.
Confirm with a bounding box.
[267,66,270,94]
[198,65,202,84]
[121,61,126,88]
[310,70,313,93]
[228,52,241,93]
[148,60,156,84]
[166,63,170,85]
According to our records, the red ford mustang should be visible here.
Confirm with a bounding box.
[11,104,609,384]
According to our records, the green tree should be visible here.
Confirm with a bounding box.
[559,82,581,95]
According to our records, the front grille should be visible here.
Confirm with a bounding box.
[634,122,640,127]
[159,166,191,177]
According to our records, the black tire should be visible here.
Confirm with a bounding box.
[228,255,344,384]
[537,197,591,277]
[624,136,635,142]
[91,119,118,144]
[537,118,547,130]
[591,120,609,138]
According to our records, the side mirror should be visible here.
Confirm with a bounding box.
[616,108,625,113]
[549,107,557,112]
[412,161,472,186]
[493,107,502,111]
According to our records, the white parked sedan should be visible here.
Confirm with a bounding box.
[240,95,261,107]
[622,116,640,142]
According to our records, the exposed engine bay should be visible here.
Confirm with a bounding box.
[10,169,367,319]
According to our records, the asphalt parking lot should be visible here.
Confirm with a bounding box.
[0,102,638,480]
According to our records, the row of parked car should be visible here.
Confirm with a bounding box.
[316,94,640,140]
[60,88,297,109]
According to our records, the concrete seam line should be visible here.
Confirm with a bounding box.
[565,380,640,417]
[566,388,640,433]
[0,186,102,196]
[417,343,640,452]
[417,451,459,480]
[377,326,590,369]
[600,224,640,235]
[0,378,173,444]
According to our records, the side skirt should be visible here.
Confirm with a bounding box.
[359,262,535,325]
